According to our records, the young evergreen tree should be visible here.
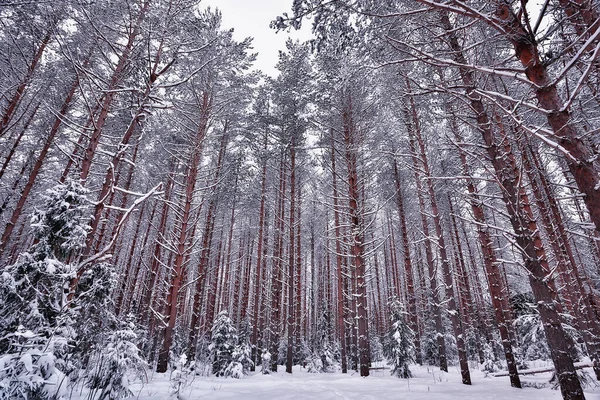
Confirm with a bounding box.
[209,311,239,377]
[0,180,89,399]
[383,299,415,379]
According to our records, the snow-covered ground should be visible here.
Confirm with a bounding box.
[74,363,600,400]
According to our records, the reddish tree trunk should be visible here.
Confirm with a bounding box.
[0,29,53,138]
[407,88,471,384]
[342,93,370,377]
[188,127,229,360]
[270,156,287,372]
[330,129,348,373]
[392,159,422,364]
[286,136,296,374]
[156,91,211,373]
[251,132,269,369]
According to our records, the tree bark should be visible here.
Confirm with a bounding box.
[156,91,211,373]
[392,158,422,364]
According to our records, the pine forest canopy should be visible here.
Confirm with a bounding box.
[0,1,599,400]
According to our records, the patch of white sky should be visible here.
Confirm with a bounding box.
[201,0,314,77]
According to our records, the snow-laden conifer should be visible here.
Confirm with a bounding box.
[383,299,415,379]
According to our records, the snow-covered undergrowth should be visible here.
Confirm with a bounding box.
[68,363,599,400]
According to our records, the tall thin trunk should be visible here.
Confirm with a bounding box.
[392,158,422,364]
[406,87,471,385]
[156,91,211,373]
[0,28,53,138]
[188,127,229,360]
[330,128,348,373]
[270,156,287,372]
[286,136,296,374]
[251,132,269,369]
[343,93,369,377]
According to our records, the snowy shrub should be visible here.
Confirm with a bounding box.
[370,335,384,363]
[84,322,147,400]
[260,350,271,375]
[306,353,324,373]
[277,338,287,366]
[209,311,238,377]
[224,346,251,379]
[513,313,550,361]
[0,328,69,400]
[480,342,502,374]
[169,353,193,399]
[383,299,415,378]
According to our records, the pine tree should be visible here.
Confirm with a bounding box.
[226,317,254,378]
[209,311,238,377]
[383,299,415,379]
[0,180,89,399]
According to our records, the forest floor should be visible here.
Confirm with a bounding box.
[75,362,600,400]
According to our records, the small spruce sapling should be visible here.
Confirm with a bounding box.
[208,311,237,377]
[383,299,415,379]
[260,350,271,375]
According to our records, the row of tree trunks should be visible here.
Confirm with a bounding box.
[156,91,212,373]
[438,11,585,398]
[406,85,471,385]
[392,159,422,365]
[447,105,521,388]
[330,128,348,374]
[187,125,229,361]
[78,0,151,183]
[404,99,448,374]
[0,27,54,138]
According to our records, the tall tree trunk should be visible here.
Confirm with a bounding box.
[342,93,370,377]
[0,28,53,138]
[156,91,211,373]
[251,132,269,369]
[438,12,583,396]
[392,159,422,364]
[406,88,471,385]
[270,156,287,372]
[286,136,296,374]
[188,127,229,361]
[330,128,348,373]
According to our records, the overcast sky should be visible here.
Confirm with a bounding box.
[202,0,313,77]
